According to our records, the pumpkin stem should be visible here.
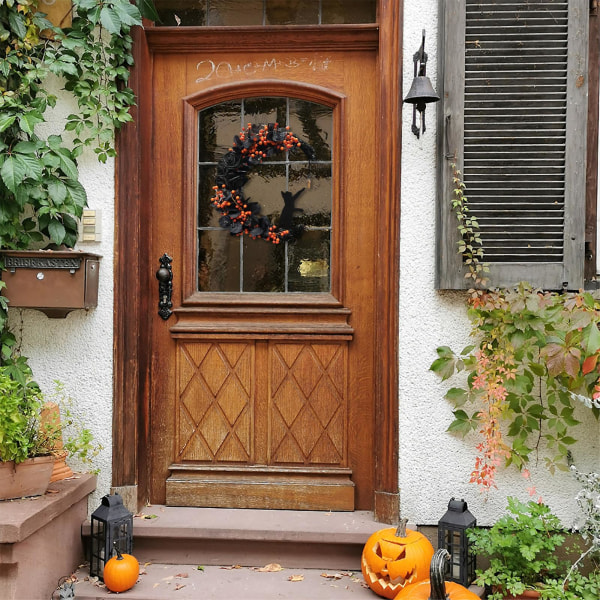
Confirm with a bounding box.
[395,518,408,537]
[113,543,124,561]
[429,548,450,600]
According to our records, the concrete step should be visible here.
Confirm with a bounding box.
[56,563,376,599]
[82,506,390,570]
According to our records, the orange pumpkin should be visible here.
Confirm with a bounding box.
[394,548,480,600]
[361,519,435,599]
[103,548,139,593]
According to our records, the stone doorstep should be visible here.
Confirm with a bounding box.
[59,564,486,600]
[81,506,394,570]
[0,473,97,600]
[73,507,486,600]
[0,473,97,544]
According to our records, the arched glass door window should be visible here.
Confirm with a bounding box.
[197,97,333,293]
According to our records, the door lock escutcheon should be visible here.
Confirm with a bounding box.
[156,253,173,320]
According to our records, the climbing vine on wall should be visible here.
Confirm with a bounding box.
[431,162,600,490]
[0,0,158,380]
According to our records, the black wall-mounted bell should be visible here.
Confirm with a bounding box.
[404,30,440,137]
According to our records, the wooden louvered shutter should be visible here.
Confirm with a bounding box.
[437,0,589,290]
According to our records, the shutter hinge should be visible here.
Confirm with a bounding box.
[592,1,598,15]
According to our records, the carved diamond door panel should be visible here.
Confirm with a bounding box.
[177,341,253,463]
[270,343,347,466]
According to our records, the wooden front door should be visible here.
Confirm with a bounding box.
[144,26,385,511]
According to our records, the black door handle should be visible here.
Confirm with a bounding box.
[156,253,173,320]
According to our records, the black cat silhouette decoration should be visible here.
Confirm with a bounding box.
[211,123,315,244]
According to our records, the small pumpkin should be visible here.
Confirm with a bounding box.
[103,548,139,593]
[361,519,435,599]
[394,548,480,600]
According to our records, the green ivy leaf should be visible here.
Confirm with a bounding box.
[445,387,469,406]
[0,155,26,192]
[0,113,16,132]
[65,180,87,210]
[430,356,456,381]
[100,6,122,34]
[447,410,475,436]
[57,151,79,180]
[114,0,142,26]
[8,10,26,39]
[47,219,66,245]
[18,111,45,135]
[137,0,161,22]
[584,322,600,355]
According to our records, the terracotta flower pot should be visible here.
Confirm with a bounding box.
[0,455,54,500]
[501,589,541,599]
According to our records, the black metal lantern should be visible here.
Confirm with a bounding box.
[404,29,440,138]
[89,493,133,579]
[437,497,476,587]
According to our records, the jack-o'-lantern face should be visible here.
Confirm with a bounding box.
[361,526,434,599]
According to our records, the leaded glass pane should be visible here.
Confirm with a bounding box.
[198,102,242,162]
[243,98,287,136]
[289,99,332,162]
[154,0,376,26]
[155,1,208,26]
[288,230,330,292]
[198,230,241,291]
[265,1,319,25]
[290,164,331,228]
[208,1,263,25]
[322,0,376,24]
[242,237,285,292]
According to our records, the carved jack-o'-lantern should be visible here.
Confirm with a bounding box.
[361,519,435,599]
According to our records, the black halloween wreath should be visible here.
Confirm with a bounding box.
[211,123,315,244]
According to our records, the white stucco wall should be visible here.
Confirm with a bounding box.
[7,3,599,524]
[400,0,600,527]
[7,78,114,510]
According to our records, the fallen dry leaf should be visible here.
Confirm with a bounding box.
[46,489,60,494]
[144,562,153,567]
[220,565,242,570]
[161,575,174,582]
[153,583,161,588]
[175,573,189,578]
[174,584,186,590]
[321,573,343,580]
[257,563,283,572]
[288,574,304,582]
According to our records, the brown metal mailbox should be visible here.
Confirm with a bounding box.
[0,250,101,318]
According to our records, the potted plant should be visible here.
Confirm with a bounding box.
[0,369,100,500]
[0,368,55,499]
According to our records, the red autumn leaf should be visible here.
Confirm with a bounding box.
[582,354,599,374]
[564,350,580,379]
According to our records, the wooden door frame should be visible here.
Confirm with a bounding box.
[113,1,402,522]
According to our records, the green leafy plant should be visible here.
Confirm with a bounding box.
[467,497,568,599]
[431,284,600,488]
[0,365,43,462]
[0,367,101,469]
[39,379,103,470]
[449,162,488,287]
[0,0,158,382]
